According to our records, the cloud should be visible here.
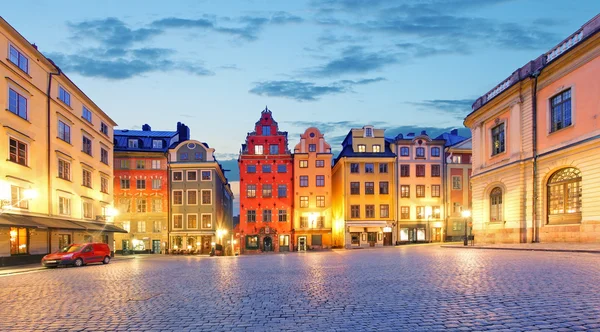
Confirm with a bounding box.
[285,120,388,133]
[408,99,474,119]
[151,17,214,29]
[67,18,161,48]
[249,77,384,101]
[305,46,398,77]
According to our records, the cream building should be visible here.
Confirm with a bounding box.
[0,17,123,266]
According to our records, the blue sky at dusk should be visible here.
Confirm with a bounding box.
[3,0,600,170]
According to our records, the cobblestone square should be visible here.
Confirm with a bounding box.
[1,246,600,331]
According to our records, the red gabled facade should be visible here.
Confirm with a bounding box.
[238,107,293,253]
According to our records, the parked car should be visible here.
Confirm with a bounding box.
[42,243,111,268]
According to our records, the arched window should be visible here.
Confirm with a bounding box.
[490,187,503,222]
[547,167,582,224]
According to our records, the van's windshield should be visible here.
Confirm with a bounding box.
[60,245,85,253]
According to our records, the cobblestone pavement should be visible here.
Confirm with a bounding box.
[1,246,600,331]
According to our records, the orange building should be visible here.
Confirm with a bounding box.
[443,137,472,241]
[465,14,600,243]
[293,127,333,250]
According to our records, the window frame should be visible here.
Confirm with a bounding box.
[187,214,198,229]
[100,147,109,165]
[299,176,309,187]
[187,189,198,205]
[452,176,462,190]
[491,123,506,156]
[82,106,92,123]
[201,189,212,205]
[58,158,71,181]
[172,171,183,182]
[300,196,309,208]
[550,88,573,133]
[400,147,409,156]
[136,179,146,190]
[416,147,425,158]
[172,190,184,206]
[8,87,28,120]
[187,170,198,181]
[57,120,71,143]
[58,86,71,106]
[172,214,183,229]
[254,145,264,155]
[316,160,325,168]
[401,185,410,198]
[201,214,212,229]
[8,44,29,73]
[350,182,360,195]
[316,175,325,187]
[82,135,93,156]
[431,147,441,157]
[490,187,503,223]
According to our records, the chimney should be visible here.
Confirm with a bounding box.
[421,130,427,135]
[451,129,458,135]
[177,122,190,141]
[142,124,151,131]
[397,134,403,139]
[32,43,38,50]
[408,132,415,136]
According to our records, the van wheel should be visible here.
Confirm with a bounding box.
[102,256,111,264]
[73,258,84,267]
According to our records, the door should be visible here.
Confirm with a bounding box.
[81,245,95,263]
[202,236,211,254]
[58,234,71,251]
[279,235,289,252]
[152,240,161,254]
[298,236,307,251]
[263,236,273,251]
[367,232,377,247]
[383,232,393,246]
[122,240,130,254]
[432,228,441,242]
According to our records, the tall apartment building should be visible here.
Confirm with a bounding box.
[112,123,188,254]
[238,107,293,253]
[393,131,446,243]
[332,126,396,248]
[0,17,123,266]
[465,14,600,243]
[293,127,333,250]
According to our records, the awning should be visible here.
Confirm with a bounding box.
[0,213,127,233]
[0,214,42,228]
[28,216,85,230]
[346,221,389,228]
[169,231,216,236]
[72,221,128,233]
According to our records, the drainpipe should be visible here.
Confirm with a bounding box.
[47,67,61,254]
[531,69,541,243]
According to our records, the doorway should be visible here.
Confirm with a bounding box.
[122,240,130,254]
[201,236,211,254]
[263,236,273,251]
[432,228,442,242]
[152,240,161,254]
[298,236,307,251]
[383,232,393,246]
[367,232,377,247]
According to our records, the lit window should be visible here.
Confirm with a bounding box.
[10,186,29,209]
[58,159,71,180]
[59,197,71,215]
[187,215,198,229]
[173,215,183,229]
[202,214,212,228]
[300,196,309,208]
[372,145,381,152]
[357,144,366,152]
[9,227,29,255]
[201,190,212,205]
[255,145,264,155]
[491,123,505,155]
[82,169,92,187]
[316,196,325,207]
[187,190,198,205]
[547,168,582,222]
[173,191,183,205]
[299,160,308,168]
[136,198,147,212]
[490,187,503,222]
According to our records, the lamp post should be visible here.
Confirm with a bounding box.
[462,210,471,246]
[426,214,432,243]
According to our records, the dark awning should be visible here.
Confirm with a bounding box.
[0,214,127,233]
[27,216,86,230]
[0,214,42,228]
[72,221,128,233]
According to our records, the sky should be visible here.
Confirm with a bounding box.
[3,0,600,182]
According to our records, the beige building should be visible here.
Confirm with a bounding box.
[293,127,333,250]
[0,17,123,266]
[465,14,600,243]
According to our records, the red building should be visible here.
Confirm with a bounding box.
[238,107,293,253]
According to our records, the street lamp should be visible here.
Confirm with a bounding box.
[462,210,471,246]
[131,239,139,254]
[426,213,432,243]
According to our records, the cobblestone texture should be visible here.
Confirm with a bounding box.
[1,246,600,331]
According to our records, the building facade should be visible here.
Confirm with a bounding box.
[393,131,446,243]
[238,107,293,253]
[465,14,600,243]
[332,126,396,248]
[113,123,187,254]
[0,17,123,266]
[443,137,472,241]
[293,127,333,250]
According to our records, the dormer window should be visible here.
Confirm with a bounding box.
[357,144,366,153]
[152,140,163,148]
[128,139,138,148]
[365,127,373,137]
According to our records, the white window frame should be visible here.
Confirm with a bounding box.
[187,170,198,181]
[172,190,184,206]
[372,145,381,153]
[152,198,162,213]
[58,196,71,215]
[254,145,264,155]
[201,189,212,205]
[58,158,71,181]
[172,214,183,229]
[100,177,109,194]
[151,160,161,169]
[152,178,161,190]
[100,122,108,135]
[187,189,198,206]
[58,119,71,143]
[100,147,109,165]
[82,168,92,188]
[8,44,29,73]
[137,220,146,232]
[152,140,163,148]
[357,144,366,152]
[8,136,28,166]
[82,201,93,219]
[82,135,92,156]
[201,213,212,229]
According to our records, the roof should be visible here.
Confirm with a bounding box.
[334,142,396,165]
[435,132,469,147]
[114,129,178,152]
[448,137,472,150]
[115,130,177,137]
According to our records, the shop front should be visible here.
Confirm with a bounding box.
[169,232,214,254]
[345,221,391,249]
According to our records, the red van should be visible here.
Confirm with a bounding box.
[42,243,112,268]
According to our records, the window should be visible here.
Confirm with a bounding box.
[416,147,425,158]
[202,214,212,228]
[83,201,93,218]
[201,190,211,205]
[351,232,360,245]
[59,197,71,215]
[350,182,360,195]
[400,147,409,156]
[431,165,440,177]
[58,159,71,180]
[136,160,145,169]
[151,160,161,169]
[433,206,441,218]
[246,235,259,249]
[551,89,572,132]
[277,164,287,173]
[201,170,211,181]
[365,182,374,195]
[372,145,381,153]
[173,215,183,229]
[278,185,287,198]
[431,147,441,157]
[351,205,360,218]
[365,127,373,137]
[82,106,92,122]
[122,221,131,232]
[247,165,256,173]
[120,179,130,189]
[10,186,29,209]
[416,165,425,177]
[401,185,410,198]
[300,216,308,228]
[316,160,325,168]
[9,227,28,255]
[187,190,198,205]
[187,215,198,229]
[316,196,325,207]
[247,210,256,222]
[278,210,287,222]
[365,205,375,218]
[262,184,272,198]
[128,139,138,148]
[299,160,308,168]
[309,144,316,152]
[255,145,264,155]
[491,123,505,155]
[135,221,146,232]
[262,125,271,135]
[453,202,462,214]
[400,165,410,177]
[247,184,256,198]
[195,152,203,160]
[82,136,92,155]
[263,210,272,222]
[416,206,425,219]
[120,159,130,169]
[59,87,71,106]
[152,198,162,213]
[316,175,325,187]
[401,206,410,219]
[379,182,389,194]
[357,144,366,152]
[270,145,279,155]
[452,155,462,164]
[9,45,29,73]
[490,187,503,222]
[431,185,441,197]
[136,179,146,189]
[180,152,188,160]
[300,196,309,208]
[58,234,71,251]
[350,163,359,173]
[365,163,374,173]
[152,179,161,189]
[380,204,389,218]
[416,185,425,197]
[379,163,388,173]
[152,140,163,149]
[136,198,147,212]
[100,148,109,165]
[173,171,183,181]
[82,169,92,187]
[452,176,462,190]
[58,120,71,143]
[187,171,197,181]
[100,122,108,135]
[299,176,309,187]
[452,222,463,231]
[547,168,582,222]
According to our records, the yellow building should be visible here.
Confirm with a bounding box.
[293,127,333,250]
[0,17,123,266]
[332,126,396,248]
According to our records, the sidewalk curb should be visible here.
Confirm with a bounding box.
[441,245,600,254]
